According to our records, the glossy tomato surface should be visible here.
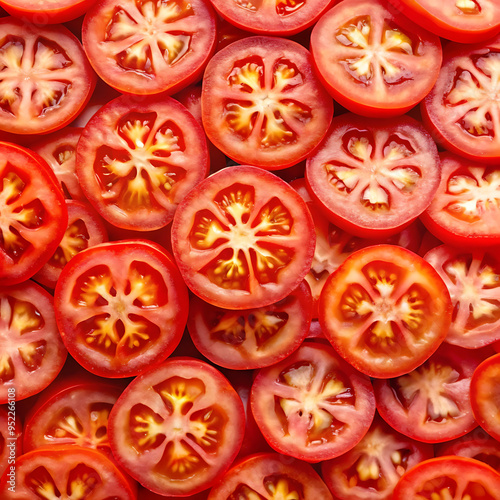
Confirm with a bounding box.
[54,240,188,377]
[319,245,452,378]
[202,36,333,170]
[310,0,442,117]
[171,165,315,310]
[108,358,245,496]
[0,0,96,23]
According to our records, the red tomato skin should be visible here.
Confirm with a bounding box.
[0,0,97,23]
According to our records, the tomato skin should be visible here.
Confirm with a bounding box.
[319,244,452,379]
[310,0,442,117]
[0,0,97,23]
[392,456,500,500]
[108,357,245,496]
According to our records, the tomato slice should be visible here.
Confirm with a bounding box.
[33,200,108,289]
[0,0,96,23]
[310,0,442,117]
[319,244,452,378]
[187,280,312,370]
[171,165,315,310]
[422,36,500,164]
[0,281,67,403]
[321,415,433,500]
[374,345,482,443]
[201,36,333,170]
[250,342,376,463]
[208,0,333,36]
[306,114,440,238]
[0,18,95,135]
[421,153,500,247]
[392,456,500,500]
[0,445,136,499]
[208,452,333,499]
[424,245,500,348]
[54,240,189,378]
[108,358,245,496]
[82,0,217,95]
[386,0,500,43]
[470,353,500,442]
[76,94,209,231]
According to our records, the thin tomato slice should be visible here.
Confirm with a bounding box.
[171,165,315,310]
[319,245,452,378]
[201,36,333,170]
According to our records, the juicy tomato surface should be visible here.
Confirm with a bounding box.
[54,240,188,377]
[0,0,97,23]
[108,357,245,496]
[310,0,442,117]
[251,341,376,463]
[0,17,95,135]
[171,165,315,310]
[202,36,334,170]
[319,244,452,378]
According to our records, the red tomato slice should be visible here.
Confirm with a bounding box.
[208,452,333,499]
[421,153,500,247]
[470,353,500,442]
[422,36,500,164]
[209,0,333,36]
[108,358,245,496]
[171,165,315,310]
[374,345,482,443]
[82,0,217,95]
[0,18,95,135]
[392,456,500,500]
[250,342,376,463]
[0,446,136,499]
[54,240,189,378]
[187,281,312,370]
[387,0,500,43]
[31,127,84,200]
[201,36,333,170]
[76,94,209,231]
[319,244,452,379]
[321,415,433,500]
[306,114,440,238]
[0,142,67,286]
[0,281,67,403]
[310,0,442,117]
[0,0,96,23]
[424,245,500,348]
[0,406,22,478]
[33,200,108,289]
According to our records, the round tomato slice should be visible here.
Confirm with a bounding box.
[0,0,96,23]
[310,0,442,117]
[171,165,315,310]
[76,94,209,231]
[374,344,482,443]
[392,456,500,500]
[0,281,67,403]
[421,153,500,247]
[208,452,333,499]
[321,415,433,500]
[422,36,500,164]
[305,113,440,238]
[0,18,95,135]
[0,142,67,286]
[209,0,332,36]
[82,0,217,95]
[31,127,84,200]
[201,36,333,170]
[424,245,500,348]
[470,353,500,442]
[0,445,136,499]
[250,342,376,463]
[33,200,108,289]
[54,240,189,378]
[108,358,245,496]
[386,0,500,43]
[319,245,452,378]
[187,280,312,370]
